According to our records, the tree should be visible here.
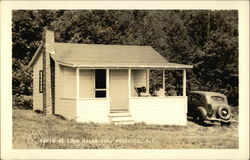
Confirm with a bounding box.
[12,10,64,96]
[12,10,239,106]
[186,11,238,105]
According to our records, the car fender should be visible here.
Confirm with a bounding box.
[196,107,207,119]
[217,105,231,120]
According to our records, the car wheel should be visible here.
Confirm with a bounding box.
[194,112,204,125]
[218,106,231,120]
[193,114,198,122]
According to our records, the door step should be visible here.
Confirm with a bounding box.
[109,110,135,125]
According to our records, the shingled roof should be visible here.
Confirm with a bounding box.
[29,42,193,69]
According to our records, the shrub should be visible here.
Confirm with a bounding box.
[13,95,32,109]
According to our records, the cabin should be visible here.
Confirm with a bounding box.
[28,29,193,125]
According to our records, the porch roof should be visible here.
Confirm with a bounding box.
[51,42,192,69]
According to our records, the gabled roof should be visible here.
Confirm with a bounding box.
[50,42,192,69]
[28,42,193,69]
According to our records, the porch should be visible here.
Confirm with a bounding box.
[58,66,188,125]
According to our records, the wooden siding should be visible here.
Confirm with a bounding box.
[33,52,43,111]
[54,65,77,120]
[61,66,76,98]
[109,69,128,110]
[79,69,94,98]
[56,98,76,120]
[129,96,187,125]
[77,99,109,123]
[54,63,61,115]
[132,70,147,97]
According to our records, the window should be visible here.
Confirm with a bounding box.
[211,96,225,102]
[190,93,202,102]
[39,70,43,93]
[95,69,106,98]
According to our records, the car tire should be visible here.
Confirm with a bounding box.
[194,111,204,125]
[193,114,198,122]
[218,106,231,120]
[197,112,205,125]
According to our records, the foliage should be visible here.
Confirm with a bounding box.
[12,10,63,96]
[12,10,238,106]
[13,95,32,109]
[12,58,32,95]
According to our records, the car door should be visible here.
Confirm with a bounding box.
[188,93,203,114]
[191,93,203,109]
[188,93,195,114]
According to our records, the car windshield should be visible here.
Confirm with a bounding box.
[210,96,225,102]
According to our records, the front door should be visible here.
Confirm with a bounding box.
[109,69,128,111]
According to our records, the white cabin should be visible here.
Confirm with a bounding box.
[29,29,193,125]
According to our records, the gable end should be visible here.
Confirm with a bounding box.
[28,42,44,68]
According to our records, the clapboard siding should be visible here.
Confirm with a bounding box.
[33,52,43,111]
[77,99,109,123]
[61,66,76,98]
[79,69,94,98]
[132,70,147,97]
[55,66,77,120]
[54,63,61,115]
[56,98,76,119]
[129,96,187,125]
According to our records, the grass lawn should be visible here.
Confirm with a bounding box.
[13,108,238,149]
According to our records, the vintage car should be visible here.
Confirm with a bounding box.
[188,91,233,126]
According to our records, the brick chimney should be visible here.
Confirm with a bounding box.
[42,28,54,114]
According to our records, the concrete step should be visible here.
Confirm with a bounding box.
[110,109,129,113]
[109,112,132,117]
[109,111,135,125]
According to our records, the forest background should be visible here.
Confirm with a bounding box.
[12,10,238,108]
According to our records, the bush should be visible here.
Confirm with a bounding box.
[227,88,238,106]
[13,95,32,109]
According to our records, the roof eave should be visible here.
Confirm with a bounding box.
[55,61,193,69]
[56,60,77,68]
[28,42,43,68]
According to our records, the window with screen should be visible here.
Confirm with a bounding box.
[95,69,106,98]
[39,70,43,93]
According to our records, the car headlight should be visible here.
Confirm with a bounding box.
[221,109,229,116]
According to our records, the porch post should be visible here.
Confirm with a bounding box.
[76,68,79,99]
[106,69,109,98]
[183,69,186,96]
[128,69,131,98]
[163,69,165,92]
[146,69,150,94]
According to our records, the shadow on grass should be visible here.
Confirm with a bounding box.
[200,123,215,127]
[54,114,67,120]
[34,110,43,114]
[187,116,215,127]
[34,110,67,120]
